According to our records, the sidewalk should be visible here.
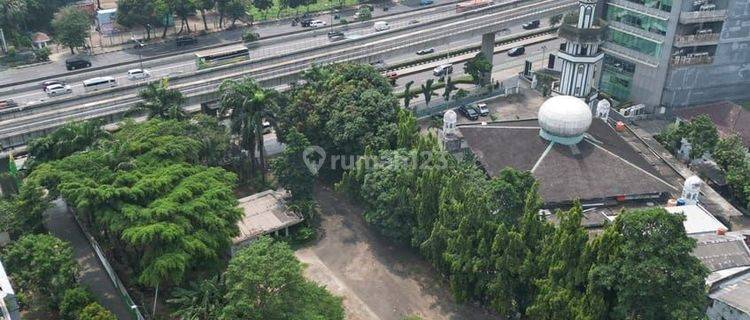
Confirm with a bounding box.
[43,199,133,320]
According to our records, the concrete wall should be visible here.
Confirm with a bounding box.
[662,0,750,107]
[707,299,750,320]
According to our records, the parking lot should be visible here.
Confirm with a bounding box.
[296,187,498,320]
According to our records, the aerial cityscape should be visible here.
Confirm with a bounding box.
[0,0,749,319]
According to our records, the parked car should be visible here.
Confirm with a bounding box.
[0,99,18,109]
[457,104,479,121]
[433,64,453,77]
[385,71,399,80]
[65,57,91,71]
[300,18,314,27]
[45,83,73,97]
[370,60,387,70]
[507,46,526,57]
[327,30,345,41]
[420,0,434,5]
[127,68,151,80]
[416,48,435,55]
[476,103,489,116]
[41,80,66,91]
[309,20,326,28]
[175,35,198,46]
[374,21,390,31]
[522,20,540,30]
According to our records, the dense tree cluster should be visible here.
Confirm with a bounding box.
[656,115,719,160]
[339,132,709,318]
[51,5,90,54]
[0,0,77,47]
[24,119,242,293]
[168,237,345,320]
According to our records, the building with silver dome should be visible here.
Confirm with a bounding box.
[446,95,677,207]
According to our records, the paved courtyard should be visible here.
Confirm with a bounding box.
[296,187,498,320]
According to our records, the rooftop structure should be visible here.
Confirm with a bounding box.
[233,189,303,249]
[707,269,750,319]
[674,101,750,148]
[664,204,726,235]
[455,95,677,206]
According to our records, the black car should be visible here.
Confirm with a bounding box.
[175,35,197,46]
[507,46,525,57]
[65,57,91,71]
[300,18,314,27]
[457,105,479,121]
[327,31,345,41]
[416,48,435,55]
[522,20,540,30]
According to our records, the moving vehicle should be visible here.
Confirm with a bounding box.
[41,80,66,91]
[83,76,117,92]
[309,20,326,27]
[385,71,399,80]
[522,20,540,30]
[327,30,345,41]
[420,0,434,5]
[457,104,479,121]
[417,48,435,55]
[45,83,73,97]
[476,103,489,116]
[374,21,390,31]
[456,0,491,13]
[195,45,250,69]
[176,35,198,46]
[507,46,525,57]
[433,64,453,77]
[0,99,17,110]
[300,18,314,27]
[127,68,151,80]
[65,57,91,71]
[409,19,420,25]
[370,60,387,70]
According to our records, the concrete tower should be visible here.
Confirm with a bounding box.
[557,0,605,98]
[681,176,702,205]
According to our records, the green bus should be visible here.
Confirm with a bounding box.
[195,45,250,69]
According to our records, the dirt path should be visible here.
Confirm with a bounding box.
[295,186,498,320]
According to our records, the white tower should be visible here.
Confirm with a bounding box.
[681,176,702,205]
[557,0,605,98]
[443,109,457,136]
[596,99,611,122]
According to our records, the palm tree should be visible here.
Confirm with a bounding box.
[167,276,224,320]
[421,79,435,109]
[218,77,276,182]
[132,78,187,120]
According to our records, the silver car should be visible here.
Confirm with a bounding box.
[45,83,73,97]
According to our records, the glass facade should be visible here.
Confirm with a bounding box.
[606,6,668,35]
[599,55,636,102]
[622,0,672,12]
[608,29,662,57]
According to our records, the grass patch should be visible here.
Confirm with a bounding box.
[248,0,360,22]
[742,101,750,111]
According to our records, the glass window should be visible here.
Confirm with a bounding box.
[622,0,672,12]
[606,6,668,35]
[600,55,635,101]
[607,29,662,57]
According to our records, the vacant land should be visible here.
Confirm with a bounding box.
[295,187,498,320]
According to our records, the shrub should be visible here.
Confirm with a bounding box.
[79,302,116,320]
[242,30,260,42]
[34,47,51,62]
[59,286,95,320]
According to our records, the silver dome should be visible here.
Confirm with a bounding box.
[538,96,593,140]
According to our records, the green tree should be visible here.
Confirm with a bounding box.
[133,78,187,120]
[168,276,224,320]
[403,80,415,109]
[194,0,214,30]
[271,128,315,200]
[464,53,492,86]
[685,115,719,159]
[51,6,90,54]
[585,208,708,319]
[713,134,747,171]
[725,160,750,210]
[357,6,371,21]
[78,302,116,320]
[1,234,78,308]
[420,78,434,108]
[59,286,95,320]
[0,183,49,239]
[442,76,455,101]
[253,0,273,19]
[26,120,107,170]
[219,77,276,182]
[396,108,418,149]
[220,237,344,320]
[170,0,197,33]
[116,0,157,39]
[549,13,563,26]
[220,0,249,27]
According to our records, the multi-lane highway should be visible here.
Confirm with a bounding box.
[0,0,577,150]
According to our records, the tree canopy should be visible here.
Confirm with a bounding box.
[51,5,90,54]
[464,53,493,86]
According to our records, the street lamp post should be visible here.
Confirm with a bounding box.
[131,35,145,69]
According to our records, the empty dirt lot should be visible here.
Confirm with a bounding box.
[295,187,497,320]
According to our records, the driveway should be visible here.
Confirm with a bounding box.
[295,187,497,320]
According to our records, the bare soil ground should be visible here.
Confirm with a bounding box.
[295,186,498,320]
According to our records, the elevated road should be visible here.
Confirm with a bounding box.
[0,0,576,149]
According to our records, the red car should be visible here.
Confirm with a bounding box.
[385,71,398,80]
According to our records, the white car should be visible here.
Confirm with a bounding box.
[127,68,151,80]
[309,20,326,28]
[45,83,73,97]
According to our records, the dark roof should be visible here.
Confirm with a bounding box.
[458,118,677,204]
[674,101,750,148]
[692,232,750,273]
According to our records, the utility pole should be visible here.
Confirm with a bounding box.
[131,35,145,69]
[0,28,7,53]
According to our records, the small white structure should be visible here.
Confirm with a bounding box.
[233,189,303,253]
[664,204,725,235]
[596,98,611,122]
[31,32,50,49]
[443,109,457,136]
[538,95,593,145]
[678,138,693,161]
[682,175,702,205]
[0,259,20,320]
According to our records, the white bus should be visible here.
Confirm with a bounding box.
[83,76,117,92]
[195,45,250,69]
